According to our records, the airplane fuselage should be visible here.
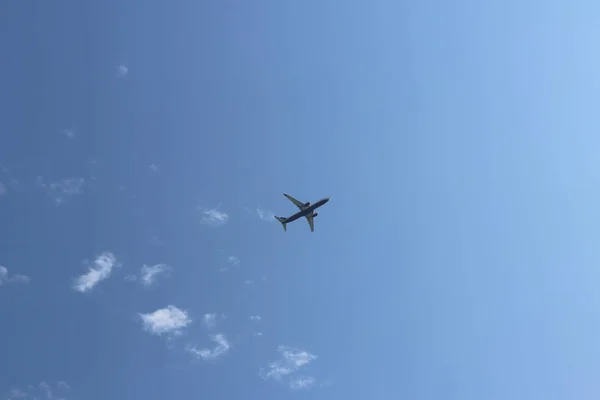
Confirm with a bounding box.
[283,197,330,223]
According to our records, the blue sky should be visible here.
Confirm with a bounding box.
[2,0,600,399]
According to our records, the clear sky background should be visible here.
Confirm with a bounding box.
[2,0,600,399]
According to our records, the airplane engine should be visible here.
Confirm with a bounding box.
[304,202,310,206]
[313,213,318,217]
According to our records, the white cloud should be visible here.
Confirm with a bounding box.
[37,177,85,205]
[198,206,229,226]
[140,264,171,287]
[249,315,261,321]
[260,346,318,389]
[289,376,316,390]
[0,182,7,196]
[203,313,219,329]
[256,208,275,222]
[227,256,240,265]
[187,334,230,361]
[139,305,191,336]
[253,332,263,337]
[72,252,116,293]
[116,64,128,77]
[39,382,52,399]
[148,164,158,172]
[0,265,31,286]
[245,280,254,285]
[7,381,70,400]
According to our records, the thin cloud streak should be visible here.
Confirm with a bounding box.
[0,265,31,285]
[198,204,229,226]
[260,346,319,390]
[187,334,230,361]
[140,263,171,287]
[256,208,275,221]
[72,252,116,293]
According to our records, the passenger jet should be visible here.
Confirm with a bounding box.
[274,193,330,232]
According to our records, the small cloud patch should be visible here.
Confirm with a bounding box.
[72,252,116,293]
[187,334,230,361]
[256,208,275,222]
[0,265,31,286]
[260,346,319,390]
[139,305,192,336]
[62,129,75,139]
[140,263,171,287]
[227,256,240,266]
[197,205,229,226]
[37,176,85,205]
[116,64,128,77]
[289,377,316,390]
[7,381,71,400]
[203,313,223,329]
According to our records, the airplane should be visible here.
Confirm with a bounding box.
[274,193,330,232]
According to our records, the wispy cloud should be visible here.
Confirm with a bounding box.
[249,315,262,321]
[116,64,128,77]
[37,177,85,204]
[62,129,75,139]
[72,252,117,293]
[139,305,191,336]
[7,381,71,400]
[0,182,7,196]
[289,377,317,390]
[260,346,318,389]
[198,205,229,226]
[140,264,171,287]
[227,256,240,266]
[39,382,52,399]
[186,334,230,361]
[8,388,27,399]
[0,265,30,286]
[256,208,275,222]
[148,164,158,172]
[203,313,222,329]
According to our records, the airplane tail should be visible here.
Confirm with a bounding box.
[274,216,287,231]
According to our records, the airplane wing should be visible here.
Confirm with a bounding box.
[283,193,308,211]
[305,214,315,232]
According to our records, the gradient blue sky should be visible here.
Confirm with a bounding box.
[2,1,600,399]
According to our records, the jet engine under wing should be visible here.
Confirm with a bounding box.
[305,214,315,232]
[283,193,307,210]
